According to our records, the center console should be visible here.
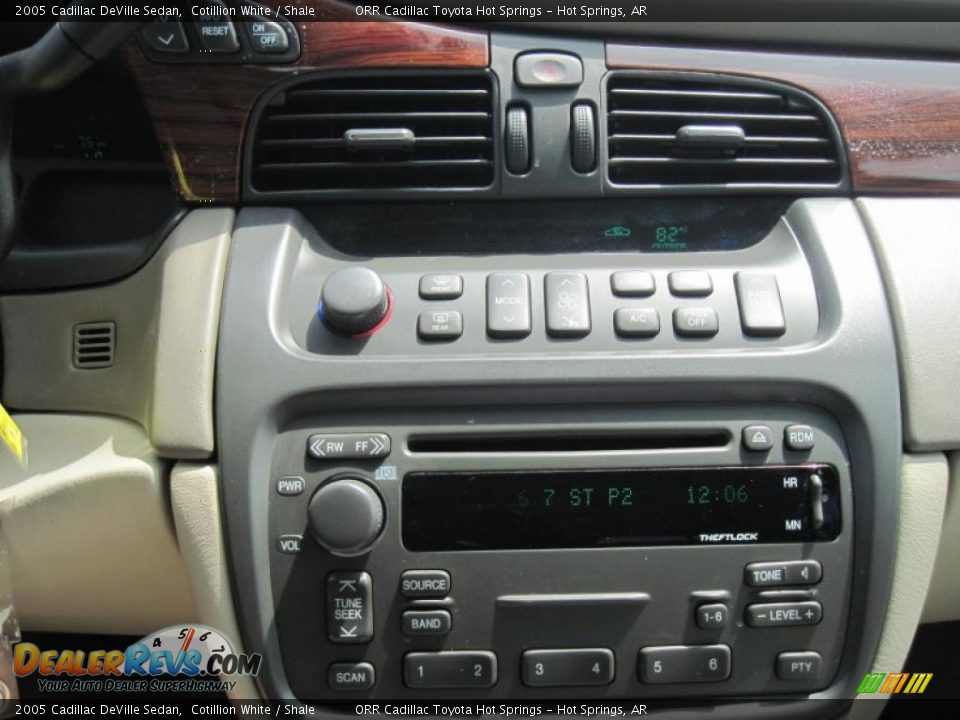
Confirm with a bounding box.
[215,198,901,717]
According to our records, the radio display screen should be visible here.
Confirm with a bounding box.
[402,465,840,551]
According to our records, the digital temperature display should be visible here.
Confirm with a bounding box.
[402,466,840,552]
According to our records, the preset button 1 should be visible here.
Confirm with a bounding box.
[404,651,497,689]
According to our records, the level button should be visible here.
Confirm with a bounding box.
[400,570,451,598]
[745,601,822,627]
[307,433,390,460]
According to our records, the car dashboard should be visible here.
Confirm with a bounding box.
[0,5,959,718]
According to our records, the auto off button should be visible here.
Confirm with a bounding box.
[401,570,451,598]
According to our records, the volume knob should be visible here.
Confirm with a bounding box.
[320,267,390,335]
[308,478,384,556]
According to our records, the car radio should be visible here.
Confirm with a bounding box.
[266,406,852,701]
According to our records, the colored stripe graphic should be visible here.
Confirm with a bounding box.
[858,672,932,694]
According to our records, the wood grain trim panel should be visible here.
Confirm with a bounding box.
[607,43,960,194]
[126,7,488,203]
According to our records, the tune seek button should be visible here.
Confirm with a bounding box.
[400,570,451,598]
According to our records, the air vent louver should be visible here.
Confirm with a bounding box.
[250,74,495,194]
[73,322,115,369]
[607,75,843,188]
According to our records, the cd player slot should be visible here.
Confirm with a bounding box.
[406,430,730,454]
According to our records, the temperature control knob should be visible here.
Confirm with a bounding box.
[308,478,384,556]
[320,267,389,335]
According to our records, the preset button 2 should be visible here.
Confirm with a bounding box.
[522,648,614,687]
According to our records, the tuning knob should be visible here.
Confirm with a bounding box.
[320,267,390,335]
[308,477,384,556]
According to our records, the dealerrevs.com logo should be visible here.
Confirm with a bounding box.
[13,625,261,693]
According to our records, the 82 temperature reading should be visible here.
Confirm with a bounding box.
[687,484,749,505]
[518,486,634,509]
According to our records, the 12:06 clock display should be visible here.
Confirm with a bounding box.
[402,466,840,551]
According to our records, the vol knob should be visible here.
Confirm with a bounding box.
[308,478,384,556]
[320,266,389,335]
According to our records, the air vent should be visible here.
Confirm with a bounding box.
[607,74,844,188]
[73,322,115,369]
[249,73,496,194]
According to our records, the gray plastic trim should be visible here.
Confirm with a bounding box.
[216,197,901,715]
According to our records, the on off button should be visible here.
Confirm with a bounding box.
[401,570,451,598]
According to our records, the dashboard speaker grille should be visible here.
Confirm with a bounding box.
[73,321,115,369]
[606,74,844,188]
[250,73,495,193]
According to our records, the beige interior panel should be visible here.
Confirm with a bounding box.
[0,413,196,635]
[921,451,960,623]
[0,208,234,460]
[868,454,948,672]
[170,463,259,700]
[858,198,960,452]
